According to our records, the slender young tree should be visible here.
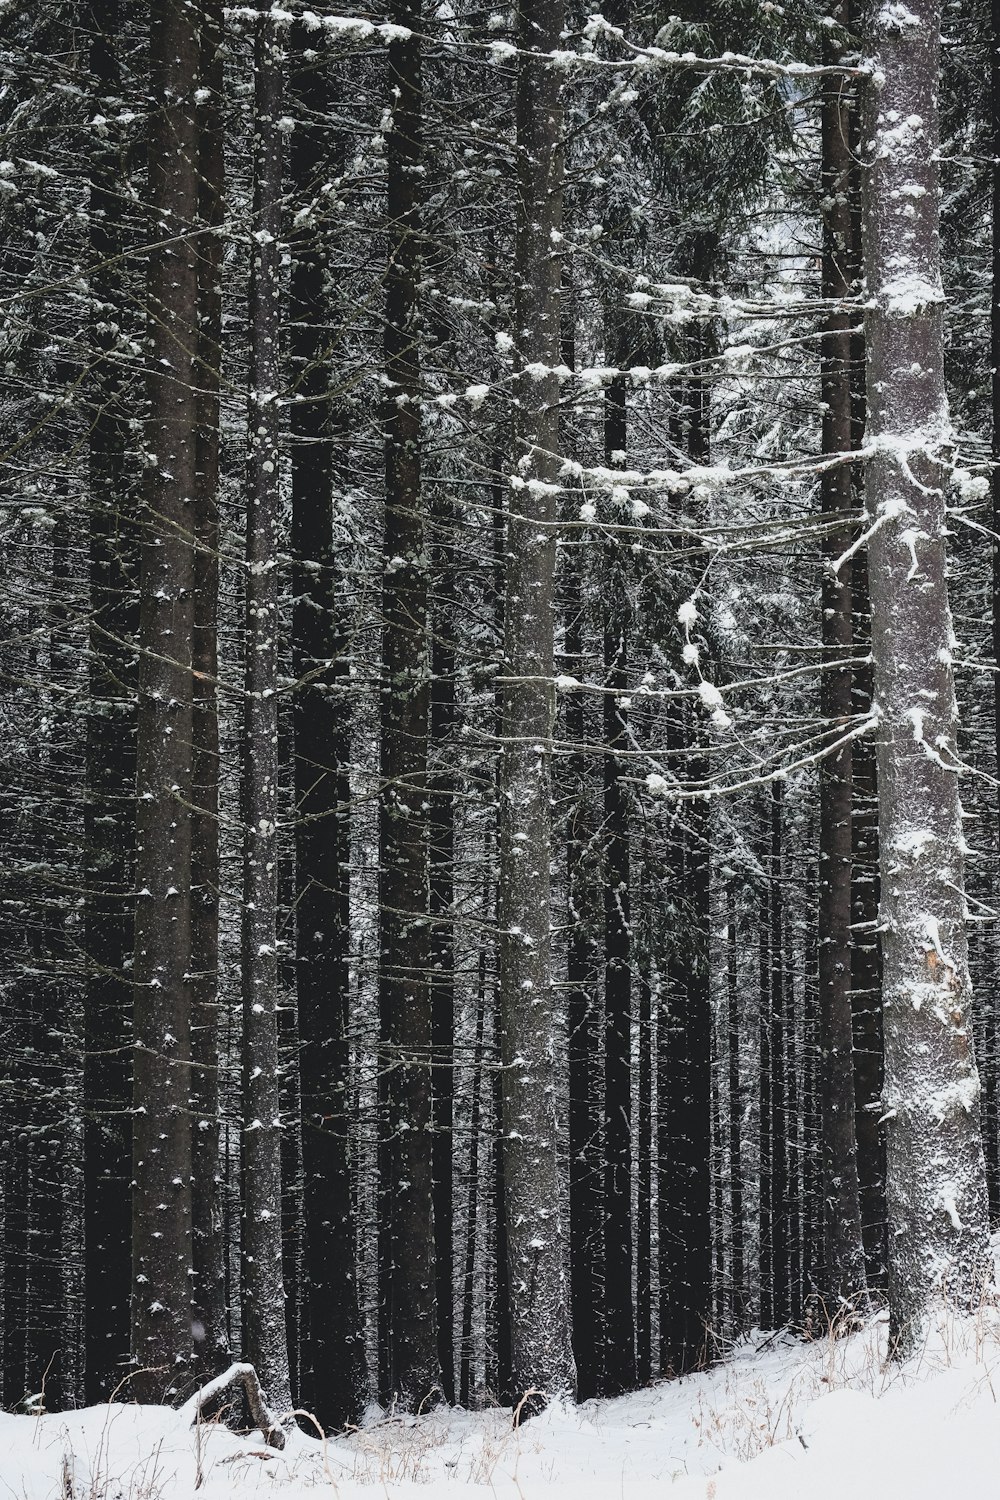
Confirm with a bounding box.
[863,0,991,1353]
[377,0,441,1410]
[130,0,200,1401]
[241,6,292,1415]
[496,0,576,1414]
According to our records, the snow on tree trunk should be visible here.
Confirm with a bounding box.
[130,0,199,1402]
[862,0,991,1353]
[497,0,576,1415]
[240,7,292,1418]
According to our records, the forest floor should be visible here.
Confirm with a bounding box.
[4,1309,999,1499]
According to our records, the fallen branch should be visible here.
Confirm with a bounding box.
[179,1362,286,1451]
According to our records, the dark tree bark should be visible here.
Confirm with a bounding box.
[602,363,635,1396]
[565,548,602,1401]
[659,366,713,1375]
[190,0,228,1379]
[726,881,745,1334]
[130,0,200,1402]
[240,8,292,1417]
[852,549,887,1282]
[768,782,790,1328]
[758,859,773,1331]
[863,0,991,1352]
[635,939,653,1382]
[288,25,365,1430]
[987,0,1000,1226]
[377,1,441,1411]
[660,788,712,1372]
[497,0,576,1414]
[817,0,868,1313]
[430,486,456,1405]
[83,0,136,1402]
[459,953,487,1408]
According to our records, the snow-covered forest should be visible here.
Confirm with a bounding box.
[3,0,1000,1491]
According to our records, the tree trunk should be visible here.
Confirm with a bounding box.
[602,363,635,1395]
[459,951,487,1408]
[726,881,745,1335]
[769,782,790,1328]
[863,0,991,1352]
[130,0,199,1402]
[987,0,1000,1226]
[83,0,136,1402]
[240,8,291,1416]
[565,547,602,1400]
[818,1,868,1313]
[289,23,365,1429]
[758,859,773,1330]
[377,1,441,1410]
[190,0,228,1380]
[497,0,576,1414]
[430,486,456,1404]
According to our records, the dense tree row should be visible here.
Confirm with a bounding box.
[0,0,997,1433]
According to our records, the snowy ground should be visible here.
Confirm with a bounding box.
[6,1310,1000,1499]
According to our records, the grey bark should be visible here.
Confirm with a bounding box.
[862,0,991,1353]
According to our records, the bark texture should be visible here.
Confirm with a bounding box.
[84,0,136,1401]
[190,0,227,1378]
[497,0,576,1413]
[377,0,441,1411]
[240,10,291,1416]
[818,0,868,1309]
[130,0,199,1401]
[289,25,365,1429]
[863,0,991,1353]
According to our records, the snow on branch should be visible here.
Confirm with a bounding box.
[483,15,869,81]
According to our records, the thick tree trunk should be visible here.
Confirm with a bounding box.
[190,0,227,1379]
[497,0,576,1414]
[83,0,136,1402]
[863,0,991,1353]
[818,3,868,1312]
[288,25,364,1430]
[240,10,291,1416]
[377,2,441,1411]
[130,0,199,1402]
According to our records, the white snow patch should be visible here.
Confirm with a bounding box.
[15,1312,1000,1498]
